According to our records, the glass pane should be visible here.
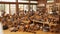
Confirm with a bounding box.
[1,0,16,2]
[24,5,29,11]
[0,4,9,15]
[0,4,5,17]
[33,5,37,11]
[1,4,5,11]
[5,4,9,14]
[30,1,38,3]
[30,5,33,11]
[46,4,54,14]
[18,0,29,3]
[10,4,16,15]
[19,4,24,11]
[0,4,5,12]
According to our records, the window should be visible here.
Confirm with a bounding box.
[19,4,24,11]
[19,4,37,12]
[30,5,37,11]
[0,4,5,11]
[10,4,16,15]
[30,1,38,3]
[33,5,37,11]
[0,4,10,16]
[46,4,54,14]
[0,0,16,2]
[24,5,29,11]
[18,0,29,3]
[30,5,33,11]
[5,4,9,14]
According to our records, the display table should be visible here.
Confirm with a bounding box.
[22,20,30,24]
[32,19,57,26]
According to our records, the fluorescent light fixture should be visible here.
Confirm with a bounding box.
[47,0,54,3]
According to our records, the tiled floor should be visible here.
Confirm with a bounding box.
[3,30,59,34]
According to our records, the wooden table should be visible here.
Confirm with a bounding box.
[21,20,30,24]
[32,19,57,26]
